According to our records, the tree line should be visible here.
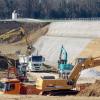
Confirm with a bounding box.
[0,0,100,19]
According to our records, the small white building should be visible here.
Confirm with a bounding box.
[12,10,17,20]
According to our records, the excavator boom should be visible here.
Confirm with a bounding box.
[68,57,100,83]
[59,45,67,62]
[0,27,25,41]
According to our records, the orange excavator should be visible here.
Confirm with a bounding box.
[0,58,37,95]
[0,56,100,95]
[6,56,28,82]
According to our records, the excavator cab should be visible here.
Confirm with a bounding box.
[0,78,21,94]
[75,58,87,64]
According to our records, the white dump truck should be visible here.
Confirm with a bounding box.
[27,55,45,71]
[18,54,45,72]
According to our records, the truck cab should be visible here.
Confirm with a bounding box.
[27,55,45,71]
[0,78,21,94]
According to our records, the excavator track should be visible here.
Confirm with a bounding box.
[42,90,79,96]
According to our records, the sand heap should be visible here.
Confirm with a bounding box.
[78,80,100,96]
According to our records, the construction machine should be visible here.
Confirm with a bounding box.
[0,27,25,43]
[7,57,28,82]
[35,56,100,95]
[58,45,73,78]
[0,56,42,95]
[0,56,100,95]
[27,55,45,71]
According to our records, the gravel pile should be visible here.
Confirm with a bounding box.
[78,80,100,96]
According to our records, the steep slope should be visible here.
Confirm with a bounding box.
[34,36,91,66]
[34,20,100,67]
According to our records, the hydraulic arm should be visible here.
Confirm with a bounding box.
[68,57,100,83]
[58,45,73,78]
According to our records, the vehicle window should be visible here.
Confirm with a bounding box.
[32,56,42,62]
[34,64,40,66]
[10,84,15,90]
[0,82,5,91]
[6,83,15,91]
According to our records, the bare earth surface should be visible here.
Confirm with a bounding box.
[0,20,100,99]
[34,21,100,69]
[0,95,100,100]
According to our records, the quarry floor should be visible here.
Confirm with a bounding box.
[0,20,100,99]
[0,95,100,100]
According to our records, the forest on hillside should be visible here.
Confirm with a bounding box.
[0,0,100,19]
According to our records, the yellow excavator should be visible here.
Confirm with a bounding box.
[0,56,100,95]
[0,27,25,43]
[35,56,100,95]
[0,25,34,54]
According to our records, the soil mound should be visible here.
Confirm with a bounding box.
[78,80,100,96]
[0,21,49,44]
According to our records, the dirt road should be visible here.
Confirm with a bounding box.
[0,95,100,100]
